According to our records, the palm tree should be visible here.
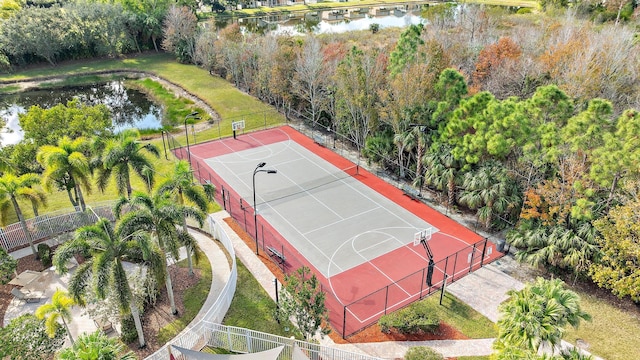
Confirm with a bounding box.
[0,172,47,256]
[422,144,463,207]
[458,162,520,229]
[35,289,76,344]
[393,128,412,179]
[115,190,204,315]
[37,137,92,211]
[406,125,429,189]
[508,222,598,283]
[157,160,211,275]
[495,277,591,354]
[57,330,136,360]
[95,129,160,199]
[53,218,163,348]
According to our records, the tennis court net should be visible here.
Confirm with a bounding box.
[259,165,360,205]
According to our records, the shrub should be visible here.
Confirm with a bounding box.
[378,302,440,334]
[517,7,532,14]
[0,247,17,284]
[120,315,138,344]
[37,243,52,267]
[369,23,380,33]
[404,346,444,360]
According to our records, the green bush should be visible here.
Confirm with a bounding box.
[37,243,52,267]
[404,346,444,360]
[120,315,138,344]
[517,7,532,14]
[378,302,440,334]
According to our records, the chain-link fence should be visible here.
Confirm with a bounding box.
[168,129,506,338]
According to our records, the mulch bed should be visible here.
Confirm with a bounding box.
[130,265,201,358]
[0,251,47,326]
[223,217,468,344]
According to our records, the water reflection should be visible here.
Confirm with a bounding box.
[236,3,427,35]
[0,81,163,146]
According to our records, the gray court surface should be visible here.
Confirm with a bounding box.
[205,140,438,279]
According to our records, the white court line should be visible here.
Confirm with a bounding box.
[302,205,382,236]
[351,231,412,298]
[199,137,294,165]
[268,159,345,220]
[326,227,416,306]
[343,262,449,325]
[200,135,479,317]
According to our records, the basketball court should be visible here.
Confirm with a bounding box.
[184,126,503,337]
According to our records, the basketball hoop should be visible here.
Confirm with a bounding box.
[413,227,433,246]
[232,120,245,139]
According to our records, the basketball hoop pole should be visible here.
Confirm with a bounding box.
[184,112,200,163]
[421,237,435,287]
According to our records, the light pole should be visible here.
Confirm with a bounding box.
[184,111,200,164]
[253,162,277,255]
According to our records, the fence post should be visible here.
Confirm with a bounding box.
[242,200,247,230]
[439,275,448,305]
[468,243,477,273]
[384,286,389,315]
[452,252,458,280]
[480,238,488,267]
[245,328,251,353]
[342,306,347,339]
[420,267,425,298]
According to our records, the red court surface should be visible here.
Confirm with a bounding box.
[182,126,504,337]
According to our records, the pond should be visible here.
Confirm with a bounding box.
[216,2,429,35]
[0,80,163,146]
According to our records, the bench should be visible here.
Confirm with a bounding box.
[402,184,422,202]
[313,134,325,147]
[267,246,286,265]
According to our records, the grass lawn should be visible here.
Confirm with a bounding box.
[563,289,640,360]
[421,293,498,339]
[2,135,221,225]
[0,53,286,140]
[157,248,213,344]
[223,258,299,338]
[0,53,283,225]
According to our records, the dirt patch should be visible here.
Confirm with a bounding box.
[129,265,201,358]
[222,217,469,344]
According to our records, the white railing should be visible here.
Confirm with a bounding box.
[0,202,116,252]
[202,322,383,360]
[145,215,238,360]
[147,214,379,360]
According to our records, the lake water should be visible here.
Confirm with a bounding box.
[0,81,163,146]
[230,3,428,35]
